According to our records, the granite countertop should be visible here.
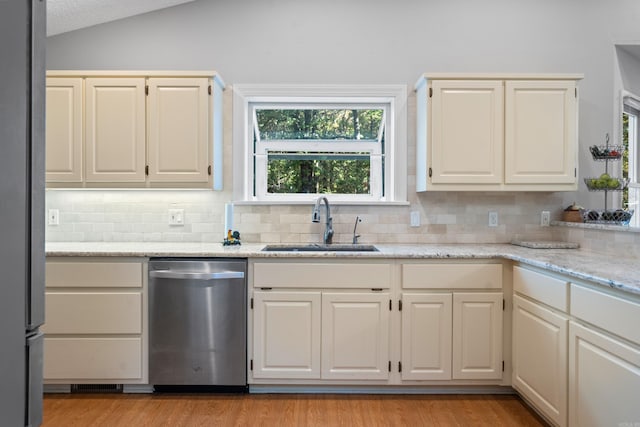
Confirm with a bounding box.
[45,242,640,297]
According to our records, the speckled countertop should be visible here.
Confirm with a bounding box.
[45,242,640,297]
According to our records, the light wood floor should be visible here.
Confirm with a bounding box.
[43,393,548,426]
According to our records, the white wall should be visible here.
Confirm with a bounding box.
[44,0,640,247]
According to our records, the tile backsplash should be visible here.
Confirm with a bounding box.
[45,189,563,246]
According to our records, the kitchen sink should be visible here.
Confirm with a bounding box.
[262,244,379,252]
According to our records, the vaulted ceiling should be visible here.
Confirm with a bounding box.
[47,0,197,36]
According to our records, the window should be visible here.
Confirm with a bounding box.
[623,95,640,227]
[233,85,407,204]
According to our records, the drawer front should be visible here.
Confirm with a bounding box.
[46,260,143,288]
[44,337,142,380]
[43,292,142,334]
[571,284,640,345]
[513,265,568,312]
[402,263,502,289]
[253,263,392,289]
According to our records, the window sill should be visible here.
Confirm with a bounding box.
[552,220,640,233]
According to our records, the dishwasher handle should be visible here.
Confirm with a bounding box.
[149,270,245,280]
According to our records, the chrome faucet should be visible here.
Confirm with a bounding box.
[311,196,333,244]
[352,216,362,244]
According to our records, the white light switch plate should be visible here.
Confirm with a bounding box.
[541,211,550,227]
[168,208,184,226]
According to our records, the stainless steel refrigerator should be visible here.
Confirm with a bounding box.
[0,0,46,426]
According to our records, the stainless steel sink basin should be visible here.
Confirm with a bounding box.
[262,244,379,252]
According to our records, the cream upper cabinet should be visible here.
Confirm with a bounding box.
[505,81,577,184]
[147,78,210,183]
[85,77,147,183]
[415,73,582,192]
[45,77,83,182]
[430,80,504,184]
[46,71,224,189]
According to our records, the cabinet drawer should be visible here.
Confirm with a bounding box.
[43,292,142,334]
[571,284,640,345]
[513,265,568,312]
[44,337,142,380]
[253,263,392,289]
[46,260,143,288]
[402,263,502,289]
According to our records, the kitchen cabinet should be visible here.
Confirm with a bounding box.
[85,77,147,183]
[512,266,569,427]
[250,261,393,382]
[321,292,390,380]
[43,257,147,384]
[400,263,503,382]
[46,71,225,189]
[568,284,640,427]
[415,74,582,192]
[252,291,321,379]
[45,77,83,183]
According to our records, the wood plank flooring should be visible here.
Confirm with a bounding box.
[43,393,548,426]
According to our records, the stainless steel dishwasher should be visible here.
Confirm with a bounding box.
[149,258,247,391]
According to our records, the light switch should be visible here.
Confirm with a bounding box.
[168,208,184,226]
[410,211,421,227]
[48,209,59,226]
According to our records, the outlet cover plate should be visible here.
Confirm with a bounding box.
[541,210,550,227]
[488,211,498,227]
[410,211,421,227]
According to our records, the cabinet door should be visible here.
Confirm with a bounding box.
[430,80,504,184]
[401,293,452,380]
[147,78,210,183]
[568,321,640,427]
[46,77,83,183]
[252,291,321,379]
[513,295,568,427]
[452,292,503,380]
[85,78,146,182]
[505,80,577,184]
[322,292,390,380]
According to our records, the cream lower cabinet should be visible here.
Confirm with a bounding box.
[568,322,640,427]
[252,290,390,381]
[252,291,321,379]
[321,292,390,380]
[43,257,147,384]
[400,262,504,382]
[512,265,569,427]
[513,295,568,427]
[250,261,392,382]
[568,284,640,427]
[401,292,503,381]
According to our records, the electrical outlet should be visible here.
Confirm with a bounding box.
[488,211,498,227]
[410,211,421,227]
[541,210,551,227]
[168,208,184,226]
[48,209,59,226]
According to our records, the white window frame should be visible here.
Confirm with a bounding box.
[623,93,640,226]
[232,84,407,204]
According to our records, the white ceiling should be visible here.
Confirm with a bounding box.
[47,0,197,36]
